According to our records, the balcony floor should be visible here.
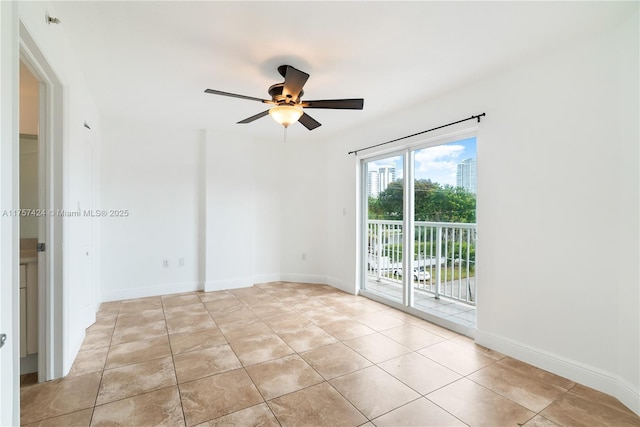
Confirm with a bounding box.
[365,277,476,329]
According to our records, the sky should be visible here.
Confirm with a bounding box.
[369,136,476,187]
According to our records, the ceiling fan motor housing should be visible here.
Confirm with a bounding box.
[268,83,303,105]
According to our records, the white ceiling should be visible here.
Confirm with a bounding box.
[51,1,633,141]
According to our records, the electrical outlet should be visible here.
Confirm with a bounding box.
[179,258,185,267]
[162,259,169,268]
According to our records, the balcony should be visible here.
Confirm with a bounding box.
[365,220,477,328]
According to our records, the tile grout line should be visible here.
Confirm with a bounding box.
[245,286,372,424]
[274,285,478,423]
[243,289,344,426]
[272,305,376,424]
[89,299,182,423]
[162,297,189,427]
[88,300,120,426]
[201,293,282,427]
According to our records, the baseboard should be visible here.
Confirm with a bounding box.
[325,275,357,295]
[475,330,640,416]
[103,281,202,302]
[252,273,282,285]
[279,273,328,285]
[101,275,333,297]
[616,376,640,416]
[64,327,85,376]
[204,278,255,292]
[101,275,357,301]
[205,274,357,294]
[20,354,38,375]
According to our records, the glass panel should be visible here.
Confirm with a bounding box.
[411,137,478,312]
[363,154,404,303]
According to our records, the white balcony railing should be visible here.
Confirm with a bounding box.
[367,220,477,306]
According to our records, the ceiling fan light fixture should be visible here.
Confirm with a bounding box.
[269,104,303,128]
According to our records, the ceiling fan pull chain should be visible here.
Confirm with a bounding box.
[283,126,288,143]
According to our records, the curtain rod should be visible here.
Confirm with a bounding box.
[347,113,486,155]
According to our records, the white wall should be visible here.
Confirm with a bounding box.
[99,122,201,300]
[204,131,328,291]
[326,10,639,414]
[19,61,39,136]
[19,136,38,238]
[614,6,640,411]
[326,144,359,293]
[18,1,102,375]
[99,125,329,297]
[205,131,262,290]
[19,62,39,239]
[279,141,328,283]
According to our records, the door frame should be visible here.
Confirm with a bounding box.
[359,150,415,305]
[19,21,65,382]
[0,2,21,425]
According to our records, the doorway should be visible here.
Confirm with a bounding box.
[19,23,65,383]
[360,134,478,335]
[18,61,41,383]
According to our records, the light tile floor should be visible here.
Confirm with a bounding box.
[20,282,640,426]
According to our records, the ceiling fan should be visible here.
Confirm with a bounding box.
[204,65,364,131]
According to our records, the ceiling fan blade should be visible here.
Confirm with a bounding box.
[298,113,322,131]
[205,89,271,104]
[237,110,270,124]
[302,99,364,109]
[282,66,309,100]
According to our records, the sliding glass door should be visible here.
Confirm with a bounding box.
[363,153,406,304]
[361,136,478,324]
